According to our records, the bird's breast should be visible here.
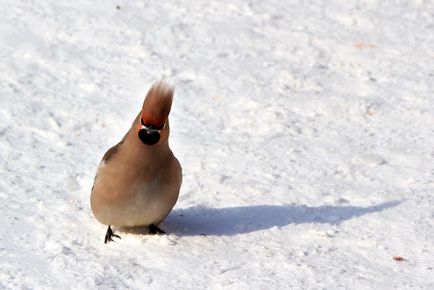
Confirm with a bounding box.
[91,156,181,227]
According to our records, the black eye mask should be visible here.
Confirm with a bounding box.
[138,118,164,145]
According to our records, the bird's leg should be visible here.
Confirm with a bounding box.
[104,225,121,243]
[149,224,166,235]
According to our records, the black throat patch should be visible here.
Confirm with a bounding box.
[138,118,163,145]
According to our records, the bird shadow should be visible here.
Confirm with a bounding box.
[163,200,402,236]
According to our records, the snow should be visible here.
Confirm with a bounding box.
[1,0,434,289]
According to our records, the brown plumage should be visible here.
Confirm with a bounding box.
[141,81,174,128]
[90,81,182,243]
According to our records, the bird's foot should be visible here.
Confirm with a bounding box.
[149,224,166,235]
[104,225,121,243]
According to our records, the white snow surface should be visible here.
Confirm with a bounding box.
[1,0,434,289]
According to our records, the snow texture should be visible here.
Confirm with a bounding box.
[1,0,434,289]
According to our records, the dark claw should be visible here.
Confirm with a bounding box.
[104,225,121,243]
[149,224,166,235]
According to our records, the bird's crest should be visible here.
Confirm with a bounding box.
[141,81,174,128]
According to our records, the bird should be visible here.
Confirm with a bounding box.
[90,81,182,243]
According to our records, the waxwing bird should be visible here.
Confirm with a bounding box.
[91,81,182,243]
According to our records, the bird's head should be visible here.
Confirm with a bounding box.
[137,81,174,146]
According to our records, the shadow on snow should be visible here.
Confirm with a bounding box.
[164,200,401,236]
